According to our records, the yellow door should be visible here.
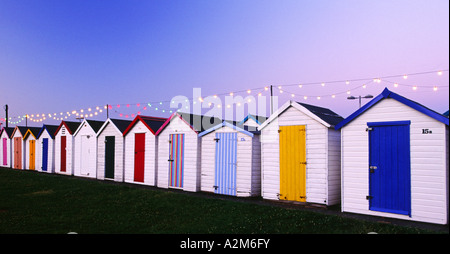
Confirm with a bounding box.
[29,140,35,170]
[279,125,306,202]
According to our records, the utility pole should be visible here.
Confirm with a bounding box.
[4,104,8,128]
[270,85,273,115]
[106,104,109,119]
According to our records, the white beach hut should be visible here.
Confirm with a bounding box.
[36,124,59,173]
[155,112,221,192]
[0,127,15,168]
[335,87,449,225]
[11,126,28,170]
[122,115,167,186]
[258,100,344,206]
[23,127,41,171]
[54,121,81,175]
[199,121,261,197]
[73,119,104,178]
[96,118,132,182]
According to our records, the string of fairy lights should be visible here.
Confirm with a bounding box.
[1,69,448,125]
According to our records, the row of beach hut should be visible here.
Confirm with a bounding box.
[1,88,449,225]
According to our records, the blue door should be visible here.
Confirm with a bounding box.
[214,132,237,196]
[368,121,411,216]
[42,138,48,172]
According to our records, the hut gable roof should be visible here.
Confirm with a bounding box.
[198,121,259,137]
[154,112,222,136]
[23,127,42,140]
[297,102,344,126]
[0,127,15,138]
[259,100,344,130]
[37,124,60,139]
[122,115,167,136]
[11,126,29,138]
[238,114,268,126]
[73,119,105,136]
[54,121,82,136]
[335,87,449,130]
[97,118,133,136]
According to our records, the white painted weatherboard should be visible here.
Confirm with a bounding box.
[54,125,74,175]
[73,123,98,178]
[260,104,341,206]
[0,130,11,168]
[157,115,200,192]
[200,125,261,197]
[36,130,55,173]
[340,98,449,224]
[97,121,125,182]
[123,120,158,186]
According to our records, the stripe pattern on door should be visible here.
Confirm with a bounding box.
[368,121,411,216]
[279,125,306,202]
[169,134,184,188]
[214,132,237,196]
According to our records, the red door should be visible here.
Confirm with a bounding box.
[61,136,66,172]
[14,137,22,169]
[134,133,145,182]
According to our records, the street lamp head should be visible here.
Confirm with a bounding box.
[363,95,374,99]
[347,96,356,100]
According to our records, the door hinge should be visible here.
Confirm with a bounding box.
[278,129,282,133]
[168,159,174,162]
[366,195,373,200]
[366,127,373,131]
[299,161,307,165]
[214,138,220,142]
[213,186,218,190]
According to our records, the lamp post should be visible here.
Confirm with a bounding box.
[347,95,374,108]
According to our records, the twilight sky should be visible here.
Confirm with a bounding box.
[0,0,448,127]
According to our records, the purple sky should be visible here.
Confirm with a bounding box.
[1,0,448,127]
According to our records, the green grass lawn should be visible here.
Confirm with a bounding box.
[0,168,444,234]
